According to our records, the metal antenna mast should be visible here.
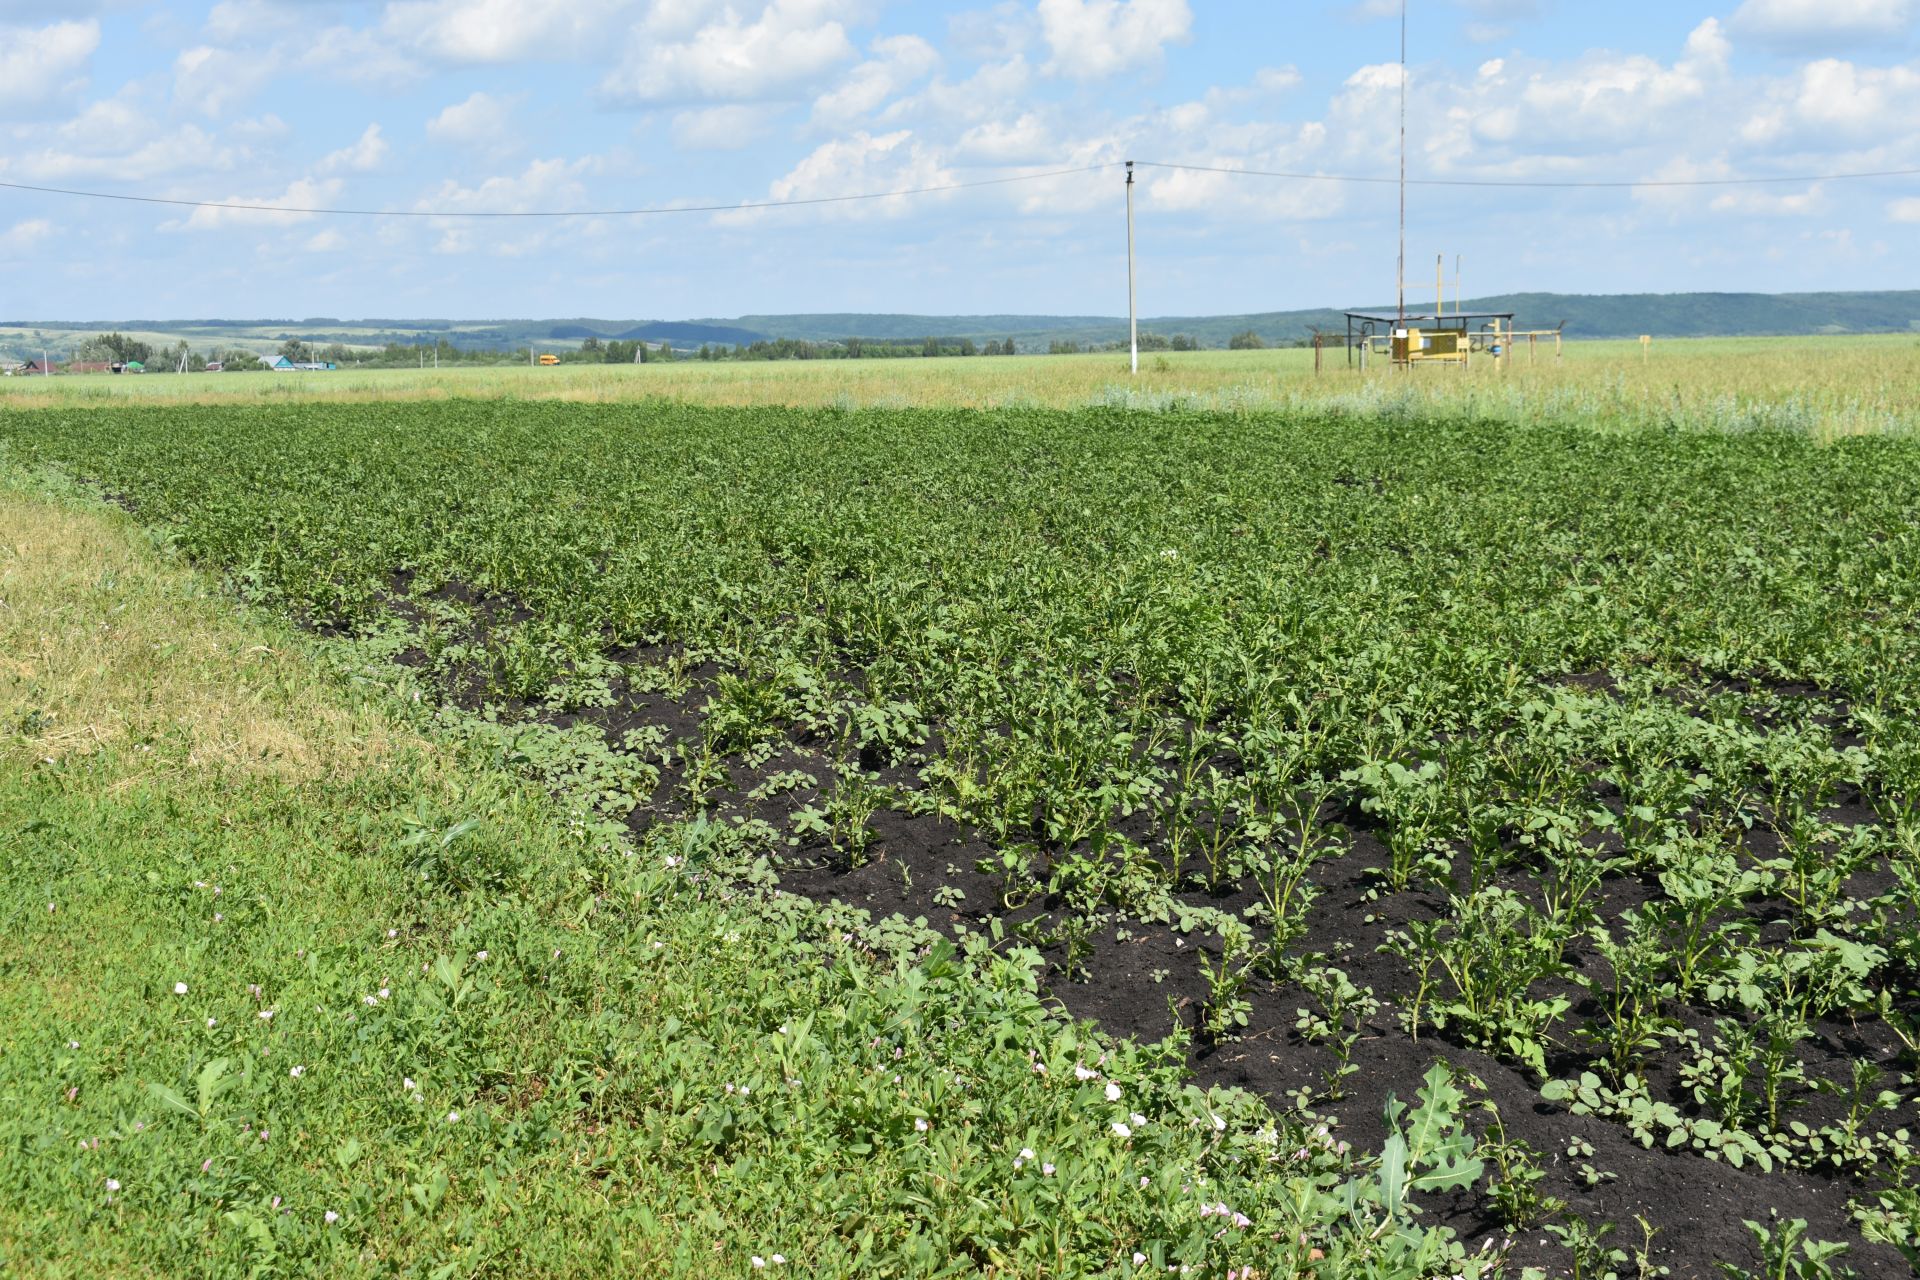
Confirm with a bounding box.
[1397,0,1407,324]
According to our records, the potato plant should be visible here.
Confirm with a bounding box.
[8,399,1920,1274]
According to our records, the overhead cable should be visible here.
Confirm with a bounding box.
[1,157,1914,221]
[0,163,1115,220]
[1131,159,1920,189]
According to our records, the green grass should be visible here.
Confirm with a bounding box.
[0,471,1487,1276]
[5,335,1920,440]
[5,394,1918,1271]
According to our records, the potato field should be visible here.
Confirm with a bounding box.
[6,399,1918,1277]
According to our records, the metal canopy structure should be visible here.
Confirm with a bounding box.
[1342,308,1568,369]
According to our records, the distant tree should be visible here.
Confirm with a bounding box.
[223,349,265,371]
[279,338,313,363]
[1229,330,1267,350]
[698,344,714,361]
[922,336,939,358]
[959,338,978,357]
[320,343,353,366]
[579,337,604,359]
[654,341,673,363]
[1170,334,1199,352]
[76,332,154,365]
[1002,338,1018,355]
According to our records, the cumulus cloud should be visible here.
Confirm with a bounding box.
[174,176,345,229]
[718,129,953,223]
[174,43,278,116]
[415,156,594,214]
[602,0,858,103]
[1038,0,1191,80]
[1731,0,1917,50]
[427,91,517,147]
[672,104,779,150]
[812,34,938,124]
[3,95,238,182]
[0,19,100,111]
[318,124,388,174]
[1888,196,1920,221]
[380,0,628,63]
[0,218,55,255]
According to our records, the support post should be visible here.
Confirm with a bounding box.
[1126,161,1138,376]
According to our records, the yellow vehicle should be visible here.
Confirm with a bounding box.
[538,353,561,366]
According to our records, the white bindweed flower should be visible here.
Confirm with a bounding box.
[446,1111,460,1123]
[387,929,398,938]
[324,1210,339,1224]
[377,988,389,1000]
[364,996,378,1006]
[173,982,189,995]
[1112,1122,1133,1139]
[289,1065,305,1078]
[1041,1162,1055,1176]
[1073,1064,1097,1081]
[1105,1082,1122,1102]
[913,1117,928,1132]
[1130,1113,1147,1127]
[475,951,488,961]
[257,1009,274,1021]
[771,1256,785,1265]
[751,1258,766,1270]
[104,1178,120,1192]
[404,1077,417,1091]
[1134,1254,1148,1267]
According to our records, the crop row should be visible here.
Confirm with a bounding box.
[7,401,1918,1271]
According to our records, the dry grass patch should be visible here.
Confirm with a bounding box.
[0,488,409,779]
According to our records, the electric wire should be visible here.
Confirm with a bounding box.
[1131,159,1920,189]
[0,163,1115,220]
[1,157,1915,222]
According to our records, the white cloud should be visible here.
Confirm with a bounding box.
[3,95,238,182]
[1731,0,1917,49]
[415,157,594,214]
[380,0,628,63]
[305,228,347,251]
[1037,0,1191,80]
[604,0,859,103]
[426,91,517,147]
[718,129,953,223]
[175,177,345,229]
[0,218,55,255]
[1888,196,1920,221]
[672,104,778,150]
[319,124,388,174]
[812,34,938,124]
[174,43,278,117]
[298,24,427,86]
[0,19,100,111]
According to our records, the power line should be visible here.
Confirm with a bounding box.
[1132,159,1920,189]
[0,163,1115,220]
[2,156,1914,223]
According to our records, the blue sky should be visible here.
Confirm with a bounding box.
[0,0,1915,320]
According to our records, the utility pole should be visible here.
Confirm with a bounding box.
[1125,161,1138,376]
[42,348,49,378]
[1397,0,1407,326]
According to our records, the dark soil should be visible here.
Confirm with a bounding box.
[285,570,1920,1278]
